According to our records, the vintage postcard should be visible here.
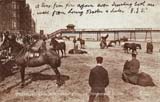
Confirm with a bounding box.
[0,0,160,102]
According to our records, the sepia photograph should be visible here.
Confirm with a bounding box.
[0,0,160,102]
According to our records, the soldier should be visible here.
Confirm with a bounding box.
[146,41,153,54]
[40,38,47,52]
[88,56,109,102]
[122,53,140,84]
[73,37,77,49]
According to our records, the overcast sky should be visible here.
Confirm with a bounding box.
[26,0,160,34]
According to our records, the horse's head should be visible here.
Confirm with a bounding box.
[50,37,58,46]
[77,37,81,41]
[137,44,142,49]
[105,34,109,39]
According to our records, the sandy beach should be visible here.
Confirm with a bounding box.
[0,40,160,102]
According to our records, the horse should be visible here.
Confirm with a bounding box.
[122,60,155,86]
[50,37,66,57]
[120,37,128,42]
[68,49,87,54]
[77,38,85,49]
[123,43,141,54]
[107,40,121,47]
[0,35,63,87]
[100,34,109,49]
[146,42,153,54]
[101,34,109,41]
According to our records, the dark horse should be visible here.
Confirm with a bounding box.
[50,37,66,57]
[100,34,109,49]
[107,40,121,47]
[77,38,85,49]
[123,43,141,54]
[0,35,63,87]
[122,60,155,86]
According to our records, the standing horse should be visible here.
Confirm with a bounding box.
[100,34,109,49]
[123,43,141,54]
[107,40,121,47]
[77,38,85,49]
[50,37,66,57]
[0,35,63,87]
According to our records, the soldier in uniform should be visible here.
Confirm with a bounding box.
[122,53,140,84]
[73,37,77,49]
[88,56,109,102]
[40,38,47,52]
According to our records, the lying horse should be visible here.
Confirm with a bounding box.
[50,37,66,57]
[146,42,153,54]
[68,49,87,54]
[122,60,155,86]
[123,43,141,54]
[77,38,85,49]
[0,35,63,87]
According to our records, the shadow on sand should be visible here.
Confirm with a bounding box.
[1,68,69,93]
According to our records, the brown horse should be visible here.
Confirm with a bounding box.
[77,38,85,49]
[123,43,141,54]
[50,37,66,57]
[0,35,63,87]
[107,40,121,47]
[122,60,155,86]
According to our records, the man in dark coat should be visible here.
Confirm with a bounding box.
[88,56,109,102]
[146,42,153,54]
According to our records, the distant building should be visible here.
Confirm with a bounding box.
[66,24,75,30]
[0,0,35,35]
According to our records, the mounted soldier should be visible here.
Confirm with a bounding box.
[122,53,155,86]
[24,34,47,59]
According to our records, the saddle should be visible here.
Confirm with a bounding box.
[26,40,44,58]
[26,51,40,59]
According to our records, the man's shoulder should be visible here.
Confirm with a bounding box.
[130,59,140,62]
[91,66,107,72]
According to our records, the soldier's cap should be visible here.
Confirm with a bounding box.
[96,56,103,62]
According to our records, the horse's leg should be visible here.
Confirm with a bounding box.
[127,48,129,53]
[52,67,63,87]
[20,66,25,87]
[61,49,63,57]
[63,49,66,57]
[57,50,59,56]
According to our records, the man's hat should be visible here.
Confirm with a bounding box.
[96,56,103,63]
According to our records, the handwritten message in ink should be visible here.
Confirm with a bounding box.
[35,1,156,17]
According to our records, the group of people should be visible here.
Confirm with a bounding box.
[0,31,47,60]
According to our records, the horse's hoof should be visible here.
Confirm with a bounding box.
[56,81,64,87]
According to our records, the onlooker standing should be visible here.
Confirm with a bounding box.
[88,56,109,102]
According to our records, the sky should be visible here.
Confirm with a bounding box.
[26,0,160,34]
